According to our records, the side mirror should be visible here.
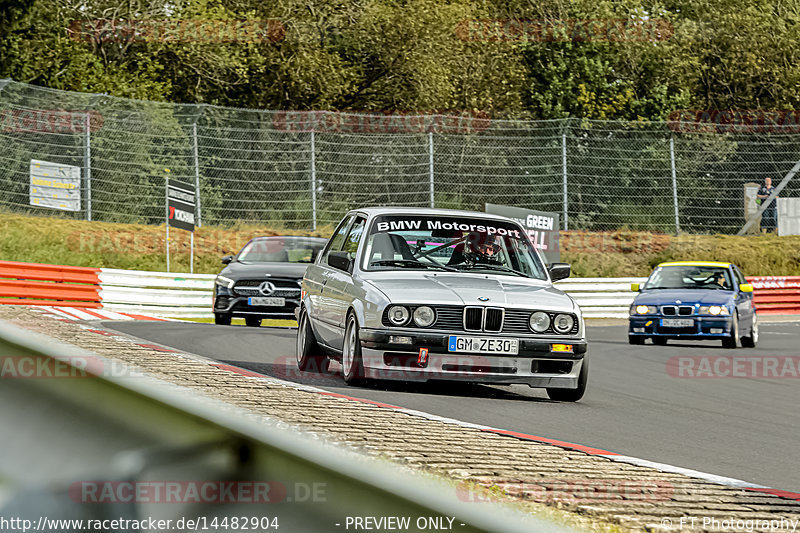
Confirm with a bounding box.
[548,263,571,282]
[327,251,353,272]
[221,255,233,265]
[631,283,640,292]
[739,283,754,293]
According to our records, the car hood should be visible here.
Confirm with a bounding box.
[220,261,309,280]
[634,289,734,306]
[364,273,576,312]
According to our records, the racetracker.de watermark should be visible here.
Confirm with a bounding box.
[667,110,800,134]
[455,18,673,43]
[667,356,800,379]
[69,480,326,504]
[272,110,491,134]
[68,19,286,44]
[456,479,674,504]
[1,109,103,134]
[0,356,145,379]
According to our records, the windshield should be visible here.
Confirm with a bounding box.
[645,265,734,290]
[237,238,325,263]
[362,215,548,279]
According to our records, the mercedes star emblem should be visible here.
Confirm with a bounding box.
[259,281,276,296]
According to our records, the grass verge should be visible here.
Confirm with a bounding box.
[2,212,799,277]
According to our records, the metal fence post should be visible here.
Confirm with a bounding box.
[429,131,435,208]
[192,122,201,227]
[670,137,680,234]
[84,111,92,221]
[310,130,317,230]
[562,132,568,230]
[190,104,206,227]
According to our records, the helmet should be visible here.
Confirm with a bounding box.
[465,233,499,262]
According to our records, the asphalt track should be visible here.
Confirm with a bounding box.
[105,320,800,492]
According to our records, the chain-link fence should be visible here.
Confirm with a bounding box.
[2,78,799,233]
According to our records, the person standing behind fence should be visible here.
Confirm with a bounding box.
[756,177,778,233]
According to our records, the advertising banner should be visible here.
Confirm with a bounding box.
[29,160,81,212]
[485,204,560,263]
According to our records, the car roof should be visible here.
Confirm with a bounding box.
[657,261,732,268]
[345,206,517,221]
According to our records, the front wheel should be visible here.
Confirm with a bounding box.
[341,313,365,385]
[628,335,645,345]
[245,317,262,328]
[214,313,232,325]
[547,359,588,402]
[652,337,668,346]
[722,313,739,349]
[741,313,758,348]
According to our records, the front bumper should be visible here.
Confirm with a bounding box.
[213,295,299,320]
[628,316,732,339]
[357,328,586,388]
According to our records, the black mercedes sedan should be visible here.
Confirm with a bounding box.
[213,236,328,326]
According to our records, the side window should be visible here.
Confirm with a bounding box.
[342,217,366,257]
[321,215,353,262]
[733,266,746,286]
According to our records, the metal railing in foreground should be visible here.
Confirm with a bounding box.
[0,321,575,533]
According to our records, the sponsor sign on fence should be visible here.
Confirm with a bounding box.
[167,179,196,232]
[29,160,81,212]
[485,203,560,263]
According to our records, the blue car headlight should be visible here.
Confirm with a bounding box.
[630,304,657,315]
[699,305,730,316]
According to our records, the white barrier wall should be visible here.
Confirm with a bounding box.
[778,198,800,236]
[96,268,644,319]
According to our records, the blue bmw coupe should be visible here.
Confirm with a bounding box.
[628,261,757,348]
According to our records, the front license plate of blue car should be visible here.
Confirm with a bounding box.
[248,297,285,306]
[448,336,519,355]
[661,318,694,327]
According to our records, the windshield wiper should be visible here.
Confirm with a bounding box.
[370,259,457,272]
[456,263,528,277]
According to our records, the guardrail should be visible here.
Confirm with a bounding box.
[0,320,564,533]
[2,261,799,317]
[0,260,102,307]
[747,276,800,314]
[554,278,646,319]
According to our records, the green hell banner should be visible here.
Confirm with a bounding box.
[484,204,560,264]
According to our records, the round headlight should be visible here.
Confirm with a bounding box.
[708,305,723,315]
[635,305,651,315]
[387,305,410,326]
[413,306,436,327]
[529,311,551,333]
[553,314,574,334]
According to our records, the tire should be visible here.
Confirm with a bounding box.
[741,312,758,348]
[547,359,588,402]
[214,313,231,325]
[722,312,739,349]
[628,335,645,345]
[341,313,365,385]
[296,307,329,373]
[245,317,262,328]
[652,337,668,346]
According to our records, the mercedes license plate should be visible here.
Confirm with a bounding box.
[248,297,285,306]
[447,336,519,355]
[661,318,694,328]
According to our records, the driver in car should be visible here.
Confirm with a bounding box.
[456,233,501,265]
